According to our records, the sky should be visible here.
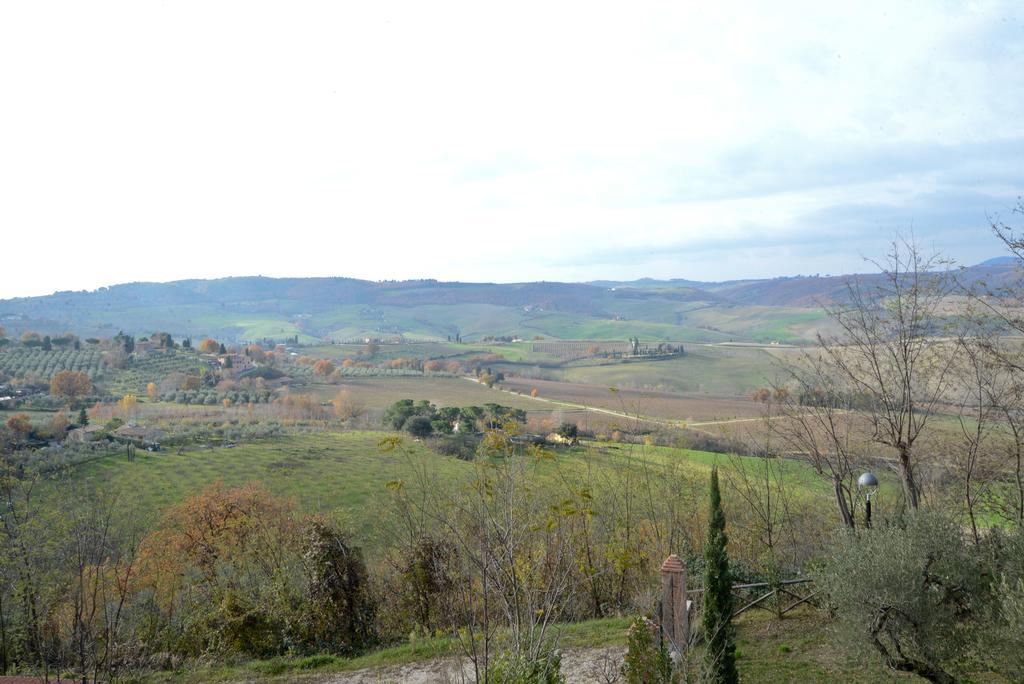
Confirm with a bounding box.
[1,1,1022,298]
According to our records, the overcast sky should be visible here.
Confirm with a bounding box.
[1,1,1022,298]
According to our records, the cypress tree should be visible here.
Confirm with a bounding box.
[78,407,88,427]
[703,466,737,683]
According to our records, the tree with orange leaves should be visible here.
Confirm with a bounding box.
[313,359,336,376]
[198,338,220,354]
[138,482,298,591]
[50,370,92,399]
[5,412,32,439]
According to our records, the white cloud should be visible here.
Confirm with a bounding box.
[0,0,1021,296]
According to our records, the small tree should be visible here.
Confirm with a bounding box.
[556,422,579,443]
[405,416,434,438]
[50,370,92,399]
[313,359,336,376]
[197,338,219,354]
[622,617,673,683]
[815,239,954,508]
[77,407,89,427]
[818,511,1024,683]
[302,519,377,653]
[702,467,737,684]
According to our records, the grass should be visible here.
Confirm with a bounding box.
[142,607,910,683]
[729,607,912,682]
[144,618,632,682]
[49,421,905,683]
[556,345,780,396]
[67,426,842,545]
[74,431,472,538]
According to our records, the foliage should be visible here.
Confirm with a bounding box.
[49,369,93,398]
[405,415,434,438]
[383,399,435,430]
[818,511,1024,682]
[556,421,579,441]
[0,348,104,382]
[703,467,737,684]
[486,647,565,684]
[431,432,482,460]
[622,617,674,683]
[302,519,377,654]
[312,359,336,376]
[398,535,458,631]
[197,338,220,354]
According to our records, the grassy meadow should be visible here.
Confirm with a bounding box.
[65,427,846,547]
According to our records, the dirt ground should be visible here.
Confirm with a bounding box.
[499,377,760,422]
[314,646,626,683]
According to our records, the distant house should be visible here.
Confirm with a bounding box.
[218,353,256,373]
[67,424,105,443]
[133,339,164,355]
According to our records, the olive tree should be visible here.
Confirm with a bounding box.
[818,511,1024,683]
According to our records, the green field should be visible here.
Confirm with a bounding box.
[67,429,842,544]
[76,431,464,539]
[553,345,782,396]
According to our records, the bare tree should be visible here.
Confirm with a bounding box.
[773,355,869,528]
[723,394,797,573]
[815,238,954,509]
[383,431,579,681]
[948,333,1003,544]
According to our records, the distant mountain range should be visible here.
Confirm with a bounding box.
[1,259,1017,345]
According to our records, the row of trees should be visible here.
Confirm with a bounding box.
[383,399,527,437]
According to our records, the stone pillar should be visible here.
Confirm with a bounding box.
[660,554,688,651]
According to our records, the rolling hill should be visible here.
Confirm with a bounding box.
[1,260,1015,345]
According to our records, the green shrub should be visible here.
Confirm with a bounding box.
[486,648,565,684]
[819,511,1024,682]
[622,616,673,684]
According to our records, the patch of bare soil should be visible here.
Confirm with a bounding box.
[313,646,625,684]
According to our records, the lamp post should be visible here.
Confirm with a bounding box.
[857,472,879,528]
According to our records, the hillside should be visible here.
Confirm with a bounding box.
[1,261,1014,345]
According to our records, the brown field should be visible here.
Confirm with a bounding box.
[303,375,542,412]
[499,377,765,423]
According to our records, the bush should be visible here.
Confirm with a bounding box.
[622,617,674,684]
[486,648,565,684]
[432,433,481,460]
[405,415,434,438]
[302,520,377,654]
[818,511,1024,682]
[248,366,285,380]
[556,422,578,441]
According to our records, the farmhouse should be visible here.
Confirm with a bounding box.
[217,353,256,376]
